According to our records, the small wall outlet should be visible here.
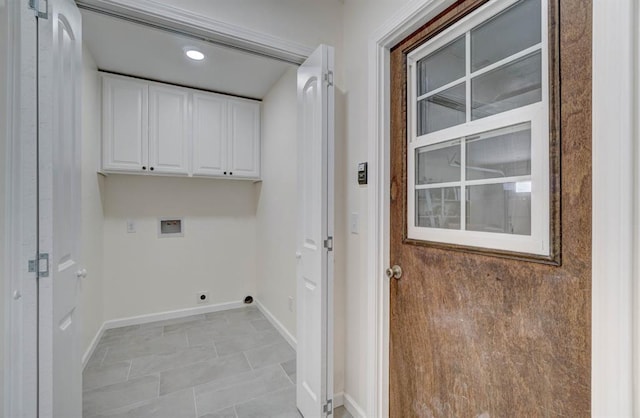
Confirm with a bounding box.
[288,296,294,312]
[196,291,209,304]
[126,219,136,233]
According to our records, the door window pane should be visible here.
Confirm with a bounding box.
[466,183,531,235]
[471,0,541,72]
[416,139,461,185]
[416,188,461,229]
[471,51,541,120]
[418,83,466,135]
[417,36,465,96]
[466,123,531,180]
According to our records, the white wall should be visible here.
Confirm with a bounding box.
[255,67,298,336]
[102,175,257,320]
[79,44,106,357]
[340,0,412,413]
[0,0,8,410]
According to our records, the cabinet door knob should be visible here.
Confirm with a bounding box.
[229,172,233,175]
[142,166,147,170]
[224,171,227,175]
[150,167,154,171]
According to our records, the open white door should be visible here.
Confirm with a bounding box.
[37,0,83,416]
[296,45,335,417]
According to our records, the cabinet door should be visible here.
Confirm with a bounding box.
[227,99,261,178]
[148,85,189,175]
[102,76,148,173]
[192,92,227,177]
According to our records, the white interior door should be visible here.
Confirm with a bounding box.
[296,44,334,418]
[37,0,83,416]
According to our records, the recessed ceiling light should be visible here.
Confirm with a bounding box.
[185,49,205,61]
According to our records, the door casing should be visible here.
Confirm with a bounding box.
[3,2,39,417]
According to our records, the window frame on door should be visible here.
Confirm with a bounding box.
[404,0,560,263]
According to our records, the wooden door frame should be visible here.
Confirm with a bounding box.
[366,0,639,417]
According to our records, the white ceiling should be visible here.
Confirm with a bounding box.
[81,10,297,100]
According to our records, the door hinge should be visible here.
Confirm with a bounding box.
[323,237,333,251]
[28,0,48,19]
[324,71,334,86]
[28,253,49,277]
[323,399,333,415]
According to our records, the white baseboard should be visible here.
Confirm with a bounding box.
[254,299,297,350]
[82,300,245,369]
[102,300,245,329]
[333,392,344,408]
[344,393,366,418]
[82,322,106,369]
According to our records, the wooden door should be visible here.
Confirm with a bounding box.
[102,74,149,173]
[37,0,83,415]
[389,0,591,416]
[149,84,189,175]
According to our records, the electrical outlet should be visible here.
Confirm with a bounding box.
[288,296,294,312]
[126,219,136,233]
[196,291,209,304]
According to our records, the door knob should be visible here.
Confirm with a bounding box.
[76,268,88,279]
[385,265,402,280]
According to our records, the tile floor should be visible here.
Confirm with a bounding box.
[83,305,352,418]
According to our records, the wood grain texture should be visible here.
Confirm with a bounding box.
[389,0,592,416]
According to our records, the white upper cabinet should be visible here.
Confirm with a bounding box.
[102,76,149,173]
[101,73,261,180]
[149,85,189,175]
[192,92,227,176]
[227,99,261,179]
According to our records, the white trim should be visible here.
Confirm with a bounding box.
[367,2,457,416]
[254,299,297,350]
[75,0,313,64]
[81,322,106,369]
[5,3,39,417]
[343,392,367,418]
[101,300,245,330]
[333,391,344,408]
[592,0,638,416]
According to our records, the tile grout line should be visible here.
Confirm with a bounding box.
[280,363,295,386]
[99,346,109,368]
[126,359,133,381]
[192,387,199,418]
[242,351,254,371]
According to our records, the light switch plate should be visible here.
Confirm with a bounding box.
[350,212,359,234]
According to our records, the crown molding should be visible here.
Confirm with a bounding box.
[76,0,314,64]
